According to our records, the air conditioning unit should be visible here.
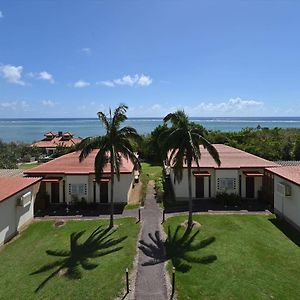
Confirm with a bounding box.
[276,182,292,197]
[17,191,32,207]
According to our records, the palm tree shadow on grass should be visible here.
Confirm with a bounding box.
[31,226,127,292]
[138,225,217,273]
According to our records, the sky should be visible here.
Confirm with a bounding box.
[0,0,300,118]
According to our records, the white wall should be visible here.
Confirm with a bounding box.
[170,168,214,200]
[65,175,89,203]
[64,173,133,204]
[215,169,239,195]
[274,176,300,230]
[0,182,40,246]
[240,168,264,198]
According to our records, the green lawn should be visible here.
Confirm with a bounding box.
[0,218,139,300]
[18,162,41,170]
[164,215,300,300]
[140,162,162,204]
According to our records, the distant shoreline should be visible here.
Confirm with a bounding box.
[1,117,300,143]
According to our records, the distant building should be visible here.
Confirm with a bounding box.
[0,176,42,245]
[31,131,82,156]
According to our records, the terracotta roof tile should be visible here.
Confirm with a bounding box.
[0,177,42,203]
[24,150,134,175]
[266,165,300,186]
[175,144,279,169]
[32,137,82,148]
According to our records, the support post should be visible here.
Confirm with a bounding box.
[138,208,141,222]
[171,267,175,298]
[126,268,129,293]
[162,209,165,224]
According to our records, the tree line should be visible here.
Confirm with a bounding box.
[2,122,300,169]
[139,125,300,163]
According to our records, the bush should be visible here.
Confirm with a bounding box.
[215,192,241,206]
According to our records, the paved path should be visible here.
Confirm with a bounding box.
[134,181,168,300]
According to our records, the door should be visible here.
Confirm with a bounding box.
[195,177,204,198]
[100,182,108,203]
[246,177,255,198]
[51,182,60,203]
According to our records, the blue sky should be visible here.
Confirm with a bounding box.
[0,0,300,118]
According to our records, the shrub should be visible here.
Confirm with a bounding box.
[215,192,241,206]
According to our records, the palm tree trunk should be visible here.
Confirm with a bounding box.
[109,154,114,229]
[187,165,193,228]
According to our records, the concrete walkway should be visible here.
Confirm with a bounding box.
[134,181,168,300]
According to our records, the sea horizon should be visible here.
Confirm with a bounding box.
[1,116,300,143]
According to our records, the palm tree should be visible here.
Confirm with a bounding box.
[78,104,140,228]
[162,110,221,228]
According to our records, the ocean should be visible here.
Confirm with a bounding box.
[1,117,300,143]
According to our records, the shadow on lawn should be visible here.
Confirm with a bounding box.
[139,225,217,273]
[31,226,127,292]
[269,217,300,247]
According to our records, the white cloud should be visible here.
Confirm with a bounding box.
[81,47,91,55]
[97,80,115,87]
[28,71,54,83]
[100,74,153,87]
[0,64,25,85]
[0,101,17,109]
[0,11,3,18]
[38,71,54,83]
[74,80,90,88]
[191,97,264,114]
[0,100,29,111]
[138,74,152,86]
[42,100,55,107]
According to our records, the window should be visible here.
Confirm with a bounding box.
[68,184,87,195]
[217,178,236,190]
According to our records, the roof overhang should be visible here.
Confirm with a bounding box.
[243,171,263,177]
[193,171,211,177]
[41,178,63,183]
[93,176,111,183]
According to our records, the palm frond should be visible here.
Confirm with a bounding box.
[78,136,102,162]
[97,111,110,131]
[112,104,128,129]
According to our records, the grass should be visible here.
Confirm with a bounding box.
[124,203,140,210]
[18,162,41,170]
[140,162,162,205]
[164,214,300,300]
[0,218,139,300]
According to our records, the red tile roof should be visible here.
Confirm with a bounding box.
[24,150,135,175]
[266,166,300,186]
[0,177,42,203]
[32,137,82,148]
[173,144,279,169]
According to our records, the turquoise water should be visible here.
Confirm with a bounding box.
[1,117,300,143]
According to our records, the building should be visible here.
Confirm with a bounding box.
[0,177,41,245]
[169,144,279,201]
[31,131,82,156]
[24,150,136,210]
[265,165,300,231]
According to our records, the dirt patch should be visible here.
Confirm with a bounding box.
[58,268,67,277]
[180,220,202,229]
[54,220,66,228]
